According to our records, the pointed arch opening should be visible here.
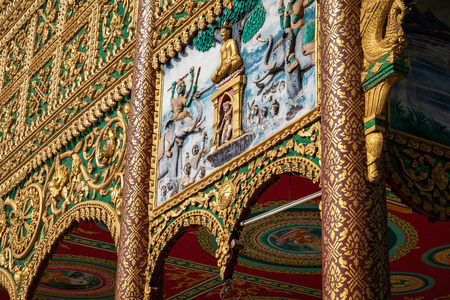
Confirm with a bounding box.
[19,201,119,300]
[222,174,323,299]
[147,209,226,299]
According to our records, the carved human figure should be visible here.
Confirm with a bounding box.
[246,100,260,127]
[211,23,244,84]
[217,101,233,145]
[278,0,311,72]
[169,66,197,120]
[180,163,195,188]
[270,99,281,126]
[190,132,208,170]
[259,106,269,134]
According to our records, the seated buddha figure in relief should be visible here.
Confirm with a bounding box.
[211,22,243,84]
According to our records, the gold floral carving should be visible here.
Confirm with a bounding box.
[147,210,228,283]
[0,74,133,199]
[386,130,450,221]
[216,178,235,210]
[0,0,136,198]
[0,100,127,298]
[7,183,44,260]
[0,0,136,297]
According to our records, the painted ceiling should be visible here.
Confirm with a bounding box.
[13,175,449,300]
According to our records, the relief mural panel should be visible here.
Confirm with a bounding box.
[156,0,317,205]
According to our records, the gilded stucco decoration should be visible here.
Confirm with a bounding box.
[360,0,411,183]
[0,267,17,300]
[0,104,129,299]
[0,0,137,296]
[386,131,450,222]
[7,183,44,260]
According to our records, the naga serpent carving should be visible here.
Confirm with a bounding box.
[360,0,412,183]
[360,0,410,68]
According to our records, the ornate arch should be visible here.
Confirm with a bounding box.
[219,156,321,278]
[146,122,322,294]
[0,267,17,300]
[146,209,226,288]
[18,200,120,300]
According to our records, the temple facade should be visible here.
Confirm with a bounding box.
[0,0,449,299]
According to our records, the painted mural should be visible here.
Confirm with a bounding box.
[157,0,317,205]
[40,270,102,290]
[389,3,450,147]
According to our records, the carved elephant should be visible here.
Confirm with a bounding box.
[254,27,313,103]
[157,98,204,180]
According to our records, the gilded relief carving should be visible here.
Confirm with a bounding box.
[0,93,19,158]
[99,0,136,65]
[0,0,137,296]
[386,131,450,221]
[7,183,44,260]
[153,0,317,206]
[34,0,59,53]
[67,0,87,19]
[60,26,89,94]
[361,0,411,183]
[28,60,52,122]
[4,21,29,87]
[147,121,321,288]
[0,101,128,298]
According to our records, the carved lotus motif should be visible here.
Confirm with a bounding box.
[432,163,448,191]
[49,165,70,199]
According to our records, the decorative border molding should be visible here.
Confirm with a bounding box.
[0,267,17,300]
[147,145,322,293]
